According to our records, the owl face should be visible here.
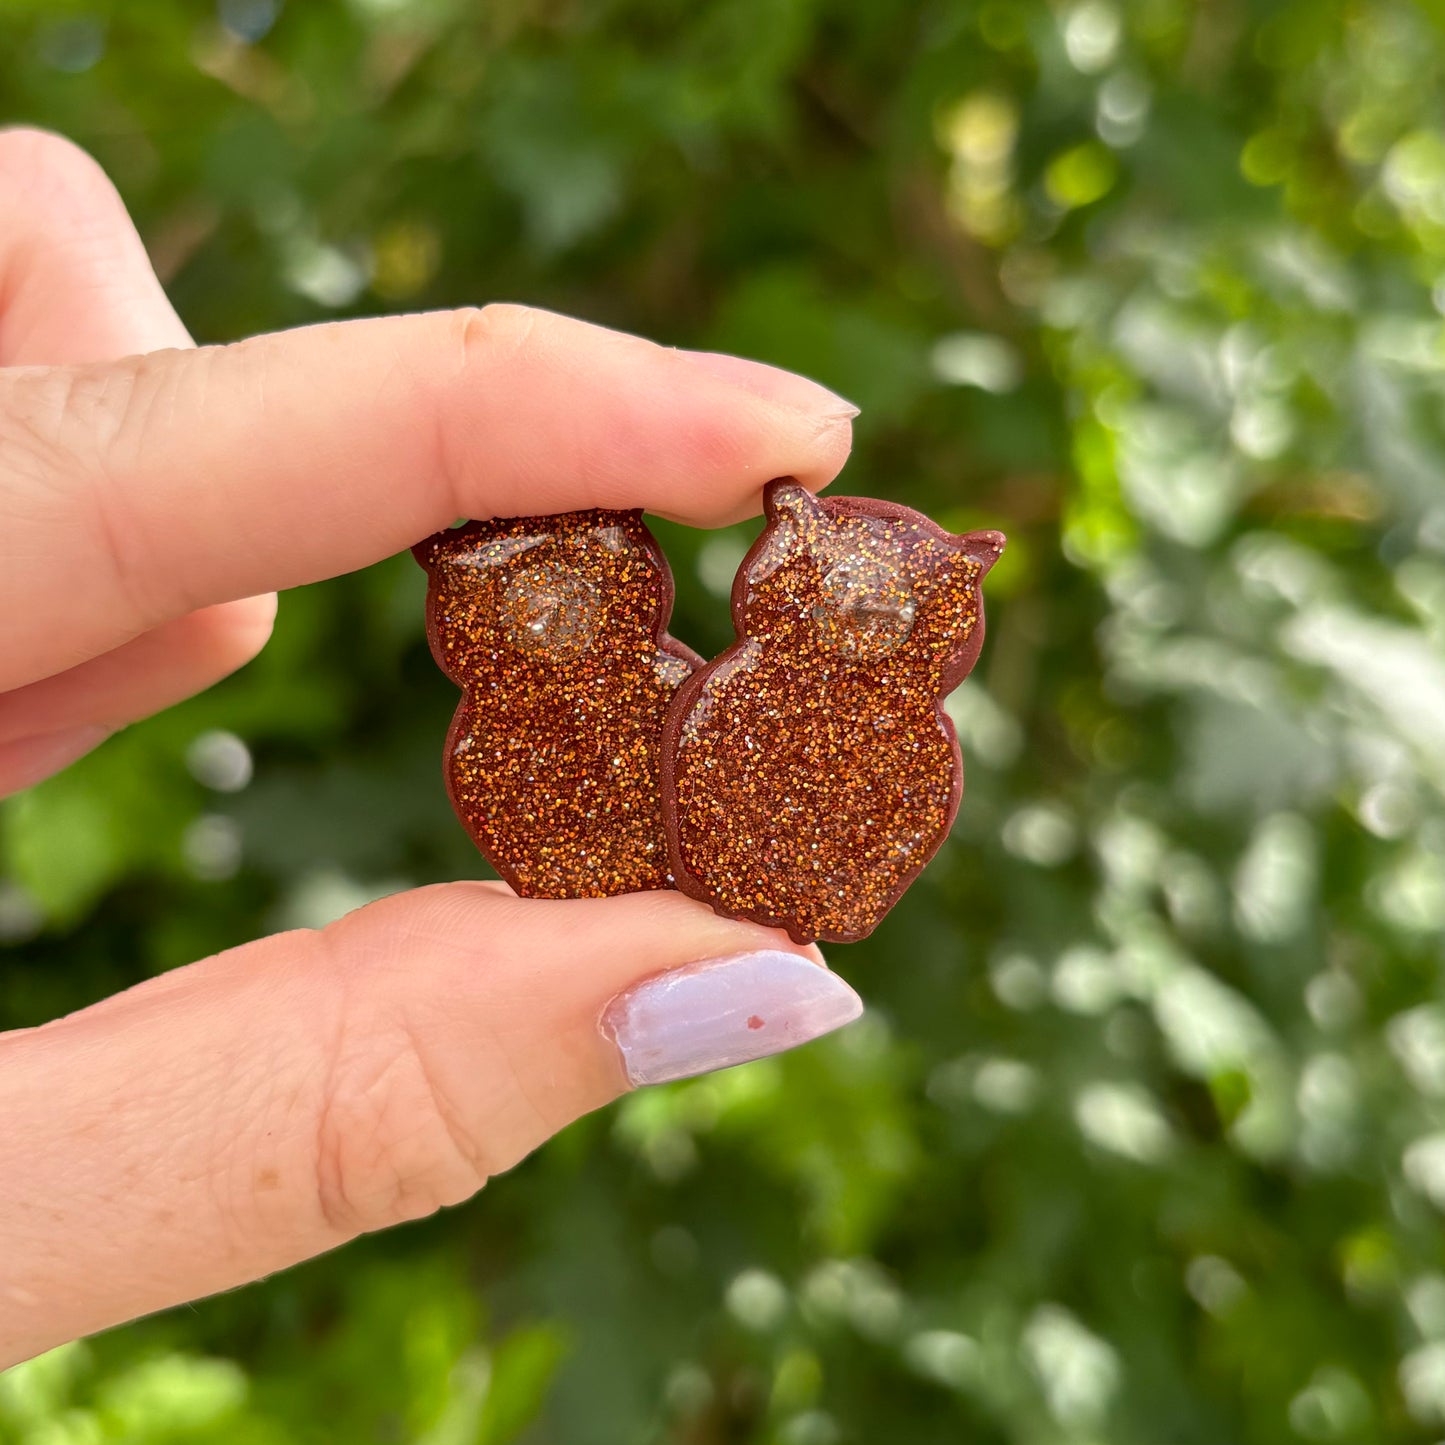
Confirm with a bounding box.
[416,510,667,679]
[740,482,1003,672]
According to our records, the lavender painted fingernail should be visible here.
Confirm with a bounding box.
[602,950,864,1087]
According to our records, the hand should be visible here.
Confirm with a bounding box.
[0,129,864,1366]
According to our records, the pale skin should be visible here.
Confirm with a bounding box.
[0,129,855,1366]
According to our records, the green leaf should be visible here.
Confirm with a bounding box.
[475,1324,568,1445]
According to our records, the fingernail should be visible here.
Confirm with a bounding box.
[602,950,864,1087]
[680,350,860,421]
[0,726,110,794]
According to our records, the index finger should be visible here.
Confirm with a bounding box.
[0,306,855,690]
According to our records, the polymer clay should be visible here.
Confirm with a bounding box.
[414,510,701,898]
[661,480,1005,944]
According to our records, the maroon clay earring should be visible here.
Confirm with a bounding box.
[413,510,701,898]
[659,479,1005,944]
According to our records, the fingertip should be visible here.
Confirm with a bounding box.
[0,724,112,797]
[678,349,859,422]
[806,409,856,488]
[0,596,278,760]
[215,591,279,647]
[649,350,857,521]
[187,594,278,678]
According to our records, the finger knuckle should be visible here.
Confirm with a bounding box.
[0,366,140,636]
[311,975,491,1236]
[423,304,542,513]
[451,302,540,376]
[0,370,78,495]
[40,353,190,627]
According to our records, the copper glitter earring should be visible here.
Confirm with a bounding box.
[660,479,1005,944]
[414,510,702,898]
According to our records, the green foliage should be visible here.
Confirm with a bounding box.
[0,1262,563,1445]
[4,0,1445,1441]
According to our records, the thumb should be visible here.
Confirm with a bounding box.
[0,885,860,1364]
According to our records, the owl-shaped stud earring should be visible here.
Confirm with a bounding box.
[661,480,1005,944]
[414,510,701,899]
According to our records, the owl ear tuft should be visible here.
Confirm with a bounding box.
[747,480,826,584]
[955,528,1007,577]
[764,479,827,529]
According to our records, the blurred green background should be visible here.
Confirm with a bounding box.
[4,0,1445,1440]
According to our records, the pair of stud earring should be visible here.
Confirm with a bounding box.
[414,478,1004,944]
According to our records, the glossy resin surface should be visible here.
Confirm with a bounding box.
[661,481,1005,943]
[415,510,701,898]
